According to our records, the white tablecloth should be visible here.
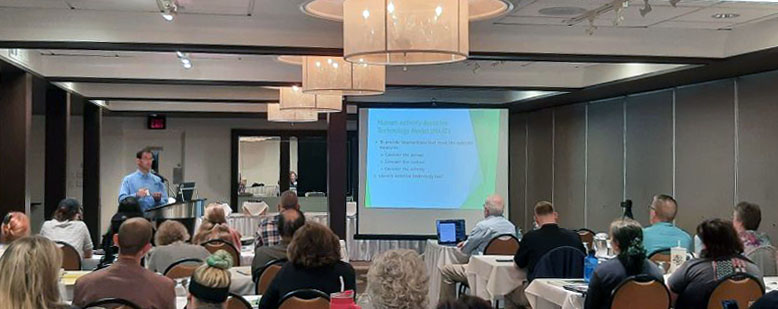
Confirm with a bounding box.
[229,213,426,261]
[525,279,586,309]
[465,255,527,301]
[424,240,469,309]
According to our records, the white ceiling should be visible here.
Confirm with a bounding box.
[1,0,778,113]
[499,0,778,29]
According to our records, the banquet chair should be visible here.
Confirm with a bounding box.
[611,275,671,309]
[163,258,204,280]
[706,273,764,309]
[202,239,241,267]
[577,229,595,251]
[226,293,253,309]
[55,241,82,270]
[746,246,778,276]
[255,258,287,295]
[83,298,141,309]
[278,289,330,309]
[531,246,585,282]
[648,249,672,273]
[483,234,520,255]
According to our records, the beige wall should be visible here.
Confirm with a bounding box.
[510,69,778,244]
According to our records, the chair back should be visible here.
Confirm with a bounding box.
[202,239,241,267]
[163,258,204,279]
[484,234,520,255]
[226,293,253,309]
[577,229,595,251]
[531,246,585,281]
[648,249,672,273]
[279,289,330,309]
[706,273,765,309]
[83,298,141,309]
[747,246,778,276]
[55,241,82,270]
[611,275,671,309]
[256,259,287,295]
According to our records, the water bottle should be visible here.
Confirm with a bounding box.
[583,246,598,283]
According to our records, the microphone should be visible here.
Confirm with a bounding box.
[621,199,634,220]
[151,169,168,183]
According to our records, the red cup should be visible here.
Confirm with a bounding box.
[330,290,360,309]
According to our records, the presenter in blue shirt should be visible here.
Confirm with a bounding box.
[118,148,168,212]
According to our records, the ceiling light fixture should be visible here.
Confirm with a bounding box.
[302,0,512,21]
[278,56,385,95]
[157,0,178,22]
[278,86,343,113]
[176,51,192,69]
[267,103,319,122]
[342,0,476,65]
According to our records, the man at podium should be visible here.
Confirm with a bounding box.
[118,148,168,212]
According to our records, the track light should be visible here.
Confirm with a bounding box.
[176,51,192,69]
[157,0,177,22]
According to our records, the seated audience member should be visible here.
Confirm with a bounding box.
[147,220,211,273]
[436,295,494,309]
[98,197,144,268]
[0,211,30,257]
[73,218,176,309]
[358,249,428,309]
[732,201,771,254]
[186,250,234,309]
[193,203,241,250]
[251,208,305,281]
[255,190,301,247]
[642,194,692,255]
[751,291,778,309]
[515,201,586,279]
[0,236,76,309]
[668,218,763,309]
[584,219,663,309]
[440,194,516,301]
[39,198,93,258]
[258,222,356,309]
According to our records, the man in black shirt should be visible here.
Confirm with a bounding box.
[514,201,585,278]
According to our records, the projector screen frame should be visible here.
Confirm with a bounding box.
[354,105,511,240]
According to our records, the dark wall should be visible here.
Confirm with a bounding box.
[509,69,778,243]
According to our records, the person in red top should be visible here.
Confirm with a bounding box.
[73,218,176,309]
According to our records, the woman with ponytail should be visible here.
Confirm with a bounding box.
[584,219,664,309]
[186,250,234,309]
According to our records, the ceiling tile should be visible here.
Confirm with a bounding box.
[672,5,778,24]
[651,20,734,29]
[0,0,70,9]
[66,0,158,11]
[595,4,701,27]
[181,0,251,16]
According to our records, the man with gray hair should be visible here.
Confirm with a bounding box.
[439,194,517,302]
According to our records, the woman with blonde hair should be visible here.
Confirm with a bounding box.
[147,220,211,273]
[0,236,75,309]
[186,250,233,309]
[1,211,30,256]
[360,249,428,309]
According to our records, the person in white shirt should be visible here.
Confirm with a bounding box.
[439,194,517,302]
[39,198,93,258]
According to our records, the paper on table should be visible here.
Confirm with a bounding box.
[61,271,91,285]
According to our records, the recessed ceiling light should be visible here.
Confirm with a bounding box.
[712,13,740,19]
[538,7,587,17]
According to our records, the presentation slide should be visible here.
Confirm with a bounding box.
[358,108,509,236]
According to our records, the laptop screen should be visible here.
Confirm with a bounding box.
[436,219,466,244]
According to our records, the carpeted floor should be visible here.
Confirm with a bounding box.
[351,260,371,294]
